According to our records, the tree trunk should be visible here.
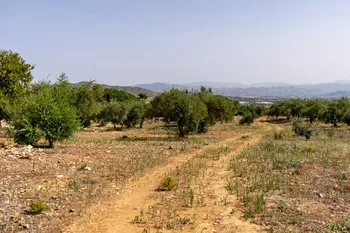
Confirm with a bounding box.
[48,138,54,148]
[177,119,185,137]
[113,124,117,131]
[140,119,144,128]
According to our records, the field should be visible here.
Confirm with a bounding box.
[1,119,349,233]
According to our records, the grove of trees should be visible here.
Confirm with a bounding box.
[1,50,253,147]
[268,98,350,127]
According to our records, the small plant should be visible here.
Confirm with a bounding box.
[230,208,235,215]
[274,130,283,140]
[28,200,48,214]
[225,178,235,194]
[243,194,265,219]
[158,176,176,191]
[189,188,194,207]
[304,144,316,152]
[241,135,250,140]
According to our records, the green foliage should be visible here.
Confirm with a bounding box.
[304,144,316,152]
[151,89,208,137]
[28,200,48,214]
[268,100,292,119]
[138,92,148,101]
[269,98,350,127]
[322,98,350,127]
[0,50,34,123]
[237,104,265,118]
[74,82,104,127]
[0,50,34,101]
[103,88,137,102]
[158,176,177,191]
[125,101,146,128]
[303,100,326,124]
[342,110,350,126]
[239,112,254,125]
[197,87,235,125]
[7,78,78,148]
[98,101,130,130]
[292,118,312,140]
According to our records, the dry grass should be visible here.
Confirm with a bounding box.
[227,123,350,232]
[0,121,243,232]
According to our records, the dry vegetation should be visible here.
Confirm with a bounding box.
[227,122,350,233]
[1,119,350,233]
[0,121,240,232]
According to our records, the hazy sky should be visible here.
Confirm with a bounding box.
[2,1,350,85]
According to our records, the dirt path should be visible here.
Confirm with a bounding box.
[66,133,266,233]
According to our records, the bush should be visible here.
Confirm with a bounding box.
[28,200,48,214]
[292,118,312,140]
[158,176,176,191]
[239,112,254,125]
[304,144,316,152]
[7,83,78,148]
[274,130,284,140]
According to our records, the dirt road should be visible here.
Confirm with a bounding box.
[66,132,266,233]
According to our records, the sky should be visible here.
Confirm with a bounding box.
[1,1,350,86]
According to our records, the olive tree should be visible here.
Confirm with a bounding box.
[0,50,35,126]
[98,101,130,130]
[7,79,78,148]
[73,82,104,127]
[151,89,208,137]
[125,101,146,128]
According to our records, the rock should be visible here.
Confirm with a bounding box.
[20,223,29,229]
[69,209,74,213]
[169,145,174,150]
[56,175,64,178]
[84,167,92,171]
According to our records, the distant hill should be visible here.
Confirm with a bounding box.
[72,82,157,97]
[320,91,350,99]
[73,80,350,99]
[135,82,184,92]
[134,80,350,99]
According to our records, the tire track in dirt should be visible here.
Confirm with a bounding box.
[66,133,266,233]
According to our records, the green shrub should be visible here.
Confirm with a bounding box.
[158,176,177,191]
[28,200,48,214]
[239,112,254,125]
[292,118,312,140]
[324,218,350,233]
[304,144,316,152]
[7,80,78,148]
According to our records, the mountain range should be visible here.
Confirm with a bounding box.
[134,81,350,99]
